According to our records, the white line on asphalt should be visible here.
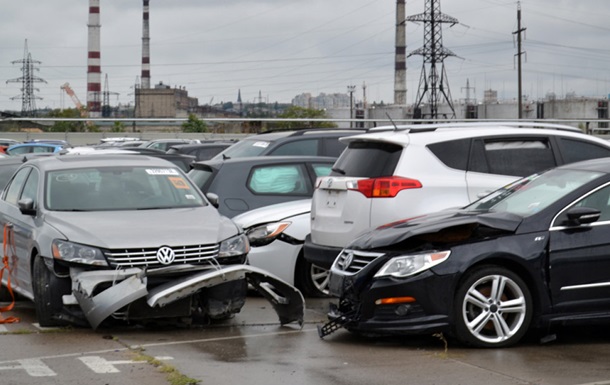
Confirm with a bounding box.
[78,356,174,374]
[0,358,57,377]
[0,328,317,366]
[0,325,7,333]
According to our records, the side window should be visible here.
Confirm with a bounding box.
[248,164,309,195]
[555,184,610,225]
[322,137,348,157]
[559,138,610,164]
[21,168,39,208]
[313,163,333,177]
[469,138,556,177]
[4,168,31,206]
[427,139,470,171]
[269,139,318,156]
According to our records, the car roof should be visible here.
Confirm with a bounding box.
[342,123,610,147]
[556,156,610,173]
[242,128,366,141]
[191,155,336,169]
[25,154,178,172]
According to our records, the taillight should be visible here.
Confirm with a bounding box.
[347,176,422,198]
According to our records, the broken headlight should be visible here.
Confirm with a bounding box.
[219,233,250,257]
[52,239,108,267]
[374,251,450,278]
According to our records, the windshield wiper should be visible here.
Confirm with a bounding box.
[331,167,346,175]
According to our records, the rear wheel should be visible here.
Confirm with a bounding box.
[453,266,532,348]
[295,254,329,297]
[32,255,70,327]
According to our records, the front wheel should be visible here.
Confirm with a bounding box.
[32,255,70,327]
[295,254,329,298]
[453,266,532,348]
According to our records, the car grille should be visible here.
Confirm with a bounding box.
[333,249,384,275]
[105,244,220,268]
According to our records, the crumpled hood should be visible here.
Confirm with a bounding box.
[348,209,523,250]
[44,207,239,248]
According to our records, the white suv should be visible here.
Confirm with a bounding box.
[304,122,610,269]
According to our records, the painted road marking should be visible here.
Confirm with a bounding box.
[0,358,56,377]
[79,355,174,374]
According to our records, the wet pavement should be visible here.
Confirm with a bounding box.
[1,296,610,385]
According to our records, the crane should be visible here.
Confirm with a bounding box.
[60,82,87,118]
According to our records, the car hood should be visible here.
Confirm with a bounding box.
[44,207,238,248]
[232,199,312,229]
[348,209,523,250]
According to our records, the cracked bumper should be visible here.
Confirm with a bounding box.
[69,265,304,329]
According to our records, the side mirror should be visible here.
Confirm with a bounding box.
[206,192,219,208]
[18,198,36,216]
[564,206,601,226]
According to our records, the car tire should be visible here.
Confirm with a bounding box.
[32,255,70,327]
[453,265,532,348]
[295,253,329,298]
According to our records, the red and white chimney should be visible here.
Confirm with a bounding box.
[87,0,102,118]
[141,0,151,89]
[394,0,407,106]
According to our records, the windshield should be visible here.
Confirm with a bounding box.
[213,139,269,159]
[466,168,603,217]
[46,166,205,211]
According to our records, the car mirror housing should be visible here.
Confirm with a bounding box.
[206,192,219,208]
[565,206,601,226]
[17,198,36,216]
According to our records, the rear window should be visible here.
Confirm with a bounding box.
[331,141,402,177]
[558,138,610,163]
[215,140,269,159]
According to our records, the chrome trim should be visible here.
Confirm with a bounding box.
[332,249,384,276]
[561,281,610,291]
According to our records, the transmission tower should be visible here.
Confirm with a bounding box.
[6,40,47,117]
[407,0,458,119]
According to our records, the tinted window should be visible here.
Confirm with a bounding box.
[322,137,348,157]
[469,138,556,177]
[21,168,39,207]
[428,139,470,171]
[269,139,318,156]
[216,140,269,158]
[332,141,402,177]
[187,167,215,192]
[248,164,309,194]
[559,138,610,163]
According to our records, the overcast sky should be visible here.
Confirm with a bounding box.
[1,0,610,112]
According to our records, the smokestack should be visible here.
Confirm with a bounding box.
[87,0,102,118]
[141,0,151,89]
[394,0,407,105]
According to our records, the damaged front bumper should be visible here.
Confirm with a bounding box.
[66,264,304,329]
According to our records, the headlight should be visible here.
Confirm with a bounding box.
[219,233,250,257]
[52,240,108,267]
[374,251,450,278]
[246,221,291,247]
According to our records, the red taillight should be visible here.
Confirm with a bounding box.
[348,176,422,198]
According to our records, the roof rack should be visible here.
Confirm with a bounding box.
[368,121,580,133]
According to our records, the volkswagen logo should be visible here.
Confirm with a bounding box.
[338,251,353,270]
[156,246,175,265]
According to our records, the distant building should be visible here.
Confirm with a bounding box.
[292,93,350,109]
[135,82,198,118]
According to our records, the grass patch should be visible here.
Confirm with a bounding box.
[130,349,200,385]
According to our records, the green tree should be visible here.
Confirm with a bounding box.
[271,106,336,130]
[182,114,208,133]
[47,108,86,132]
[111,121,125,132]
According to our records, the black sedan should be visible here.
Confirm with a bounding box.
[321,157,610,348]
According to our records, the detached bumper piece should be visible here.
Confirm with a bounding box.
[318,300,357,339]
[71,265,304,329]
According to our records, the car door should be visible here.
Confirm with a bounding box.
[548,182,610,312]
[0,166,39,295]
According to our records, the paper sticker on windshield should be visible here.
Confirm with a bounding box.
[253,141,270,148]
[169,176,190,189]
[146,168,179,175]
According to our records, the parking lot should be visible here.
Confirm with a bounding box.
[1,295,610,385]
